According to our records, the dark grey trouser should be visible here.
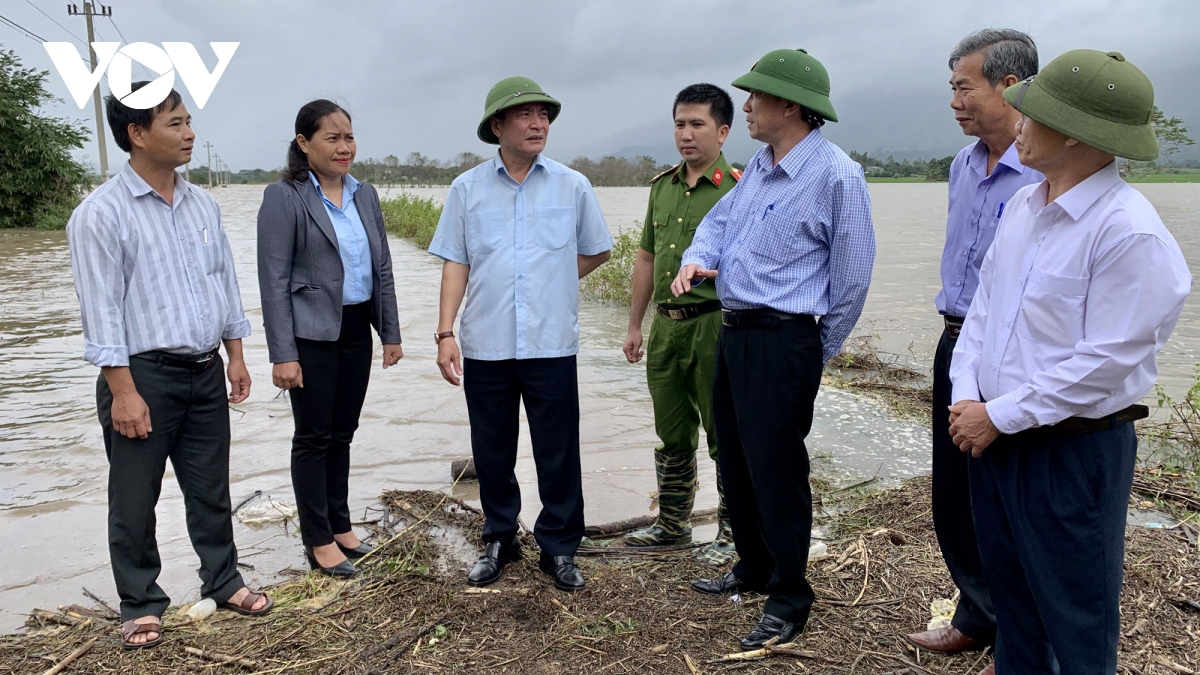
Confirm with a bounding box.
[97,352,244,621]
[971,423,1136,674]
[931,327,997,642]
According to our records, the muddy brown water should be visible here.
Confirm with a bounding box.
[0,182,1196,630]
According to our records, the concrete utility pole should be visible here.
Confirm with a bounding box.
[68,2,113,180]
[205,142,213,189]
[214,154,221,187]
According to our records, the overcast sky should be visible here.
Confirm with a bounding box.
[4,0,1199,172]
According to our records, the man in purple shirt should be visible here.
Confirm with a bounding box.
[904,30,1042,665]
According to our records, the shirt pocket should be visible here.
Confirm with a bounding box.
[534,206,575,250]
[1017,268,1089,347]
[466,209,507,257]
[198,228,226,276]
[650,210,672,256]
[753,211,817,266]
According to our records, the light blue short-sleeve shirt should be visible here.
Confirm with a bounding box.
[428,153,612,360]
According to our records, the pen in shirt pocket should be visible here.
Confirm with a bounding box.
[203,227,208,244]
[996,202,1005,219]
[762,203,775,219]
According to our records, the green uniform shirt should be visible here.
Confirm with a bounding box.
[639,153,740,306]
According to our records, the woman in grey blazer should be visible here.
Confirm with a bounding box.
[257,99,402,577]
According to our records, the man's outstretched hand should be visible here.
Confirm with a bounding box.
[671,264,717,297]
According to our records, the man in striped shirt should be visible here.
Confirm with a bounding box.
[673,49,875,650]
[67,82,270,649]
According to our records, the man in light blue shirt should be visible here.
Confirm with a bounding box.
[905,30,1041,664]
[429,76,611,592]
[673,49,874,651]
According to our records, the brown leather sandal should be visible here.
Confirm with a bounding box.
[222,589,273,616]
[120,618,163,650]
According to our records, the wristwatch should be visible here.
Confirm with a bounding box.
[435,331,455,344]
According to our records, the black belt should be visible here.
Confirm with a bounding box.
[943,315,965,339]
[721,308,816,329]
[656,300,722,321]
[1026,404,1149,435]
[134,349,220,371]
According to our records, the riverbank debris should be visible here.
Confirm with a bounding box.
[2,477,1197,674]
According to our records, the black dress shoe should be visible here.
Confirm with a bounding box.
[337,541,374,560]
[740,613,801,650]
[691,571,757,596]
[467,538,521,587]
[305,547,357,578]
[538,553,586,591]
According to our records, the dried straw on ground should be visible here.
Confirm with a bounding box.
[3,478,1197,674]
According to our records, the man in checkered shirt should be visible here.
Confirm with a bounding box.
[672,48,875,651]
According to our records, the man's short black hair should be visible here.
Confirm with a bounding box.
[673,83,734,129]
[105,81,184,153]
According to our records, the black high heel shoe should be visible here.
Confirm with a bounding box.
[305,547,357,578]
[337,541,374,560]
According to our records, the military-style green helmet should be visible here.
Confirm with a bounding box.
[1003,50,1158,160]
[731,48,838,123]
[477,76,561,145]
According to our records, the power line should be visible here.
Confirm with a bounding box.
[0,12,49,43]
[106,15,128,43]
[24,0,86,45]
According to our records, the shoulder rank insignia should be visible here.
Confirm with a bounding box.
[730,168,743,181]
[649,164,680,185]
[712,168,723,187]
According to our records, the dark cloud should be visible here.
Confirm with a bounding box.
[5,0,1198,172]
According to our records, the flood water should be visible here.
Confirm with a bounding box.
[0,181,1196,630]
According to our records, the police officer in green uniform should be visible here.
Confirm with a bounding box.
[622,84,741,564]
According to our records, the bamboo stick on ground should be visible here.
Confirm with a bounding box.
[184,646,257,668]
[40,637,96,675]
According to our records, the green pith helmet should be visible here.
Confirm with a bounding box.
[1003,49,1158,160]
[477,76,561,145]
[731,48,837,122]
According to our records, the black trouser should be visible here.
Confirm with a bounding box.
[970,423,1136,674]
[462,356,583,557]
[98,352,245,622]
[714,318,823,625]
[289,302,373,548]
[931,327,997,642]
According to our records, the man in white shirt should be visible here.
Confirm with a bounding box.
[949,50,1191,675]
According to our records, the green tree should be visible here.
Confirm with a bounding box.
[0,46,91,229]
[1124,107,1194,175]
[1152,106,1194,165]
[925,156,954,181]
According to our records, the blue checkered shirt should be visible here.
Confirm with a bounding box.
[681,129,876,362]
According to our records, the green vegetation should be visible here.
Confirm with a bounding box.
[864,176,930,183]
[1126,169,1200,183]
[849,150,955,181]
[0,46,91,230]
[580,227,639,305]
[1143,367,1200,478]
[379,193,443,249]
[567,155,672,186]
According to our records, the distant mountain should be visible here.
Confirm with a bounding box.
[570,79,1200,166]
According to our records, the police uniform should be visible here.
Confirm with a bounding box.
[625,155,741,557]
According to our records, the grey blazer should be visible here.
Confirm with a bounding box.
[256,177,402,363]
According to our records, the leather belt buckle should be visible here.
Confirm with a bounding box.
[944,315,964,338]
[667,308,686,320]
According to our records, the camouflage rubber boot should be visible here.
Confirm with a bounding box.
[625,449,696,546]
[695,467,736,565]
